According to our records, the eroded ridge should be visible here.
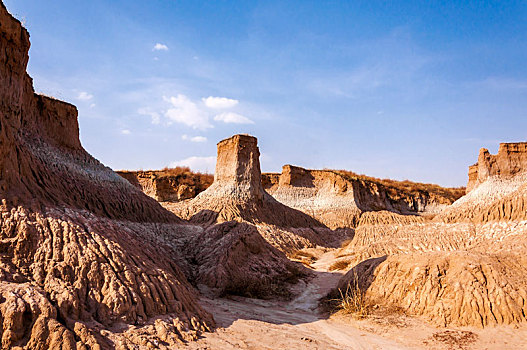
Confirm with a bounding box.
[0,3,215,347]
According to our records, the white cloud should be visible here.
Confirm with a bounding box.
[121,129,131,135]
[202,96,239,109]
[164,94,212,130]
[89,103,96,108]
[171,156,216,173]
[182,134,207,143]
[153,43,169,51]
[138,108,161,125]
[214,112,254,124]
[77,91,93,100]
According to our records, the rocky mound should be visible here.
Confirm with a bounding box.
[334,143,527,328]
[183,221,305,298]
[166,135,350,252]
[0,4,218,347]
[0,206,215,348]
[334,217,527,327]
[336,249,527,327]
[262,166,362,229]
[117,168,213,202]
[439,143,527,223]
[263,166,462,229]
[166,135,316,227]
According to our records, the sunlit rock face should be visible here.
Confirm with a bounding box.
[467,142,527,193]
[211,134,265,201]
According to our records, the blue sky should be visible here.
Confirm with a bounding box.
[5,1,527,186]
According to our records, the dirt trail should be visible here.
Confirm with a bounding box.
[186,251,412,349]
[185,250,527,349]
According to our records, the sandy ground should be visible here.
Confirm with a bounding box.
[183,250,527,350]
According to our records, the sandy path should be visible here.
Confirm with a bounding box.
[185,250,412,349]
[184,249,527,349]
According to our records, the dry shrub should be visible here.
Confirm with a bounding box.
[160,166,214,184]
[329,259,351,271]
[161,166,191,175]
[223,265,306,300]
[332,276,368,319]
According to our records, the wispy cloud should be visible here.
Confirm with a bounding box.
[77,91,93,100]
[214,112,254,124]
[138,108,161,124]
[121,129,131,135]
[164,94,213,130]
[202,96,239,109]
[153,43,169,51]
[182,134,207,143]
[171,156,216,173]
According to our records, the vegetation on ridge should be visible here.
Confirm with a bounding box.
[332,169,466,202]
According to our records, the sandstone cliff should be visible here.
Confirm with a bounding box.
[0,2,175,224]
[467,143,527,192]
[169,135,316,227]
[439,142,527,223]
[0,4,219,347]
[263,165,462,229]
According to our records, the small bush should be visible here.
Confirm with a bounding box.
[334,278,368,319]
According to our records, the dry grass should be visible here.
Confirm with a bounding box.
[340,239,353,248]
[289,250,317,265]
[329,259,351,271]
[161,166,192,175]
[119,166,214,189]
[331,276,368,319]
[331,169,465,202]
